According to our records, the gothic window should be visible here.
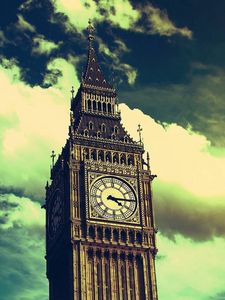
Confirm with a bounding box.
[98,101,102,111]
[113,229,119,242]
[88,100,91,111]
[89,226,95,239]
[91,149,97,160]
[124,136,128,143]
[136,232,142,244]
[129,265,135,300]
[128,155,134,165]
[97,131,101,138]
[89,121,94,130]
[121,230,127,243]
[98,150,104,161]
[84,148,89,159]
[97,262,103,300]
[106,151,111,162]
[137,256,145,300]
[120,153,126,164]
[105,262,111,299]
[103,102,106,113]
[111,133,116,140]
[84,129,89,137]
[121,265,127,300]
[93,100,97,111]
[113,153,119,163]
[128,231,135,243]
[114,126,118,134]
[101,123,106,132]
[108,103,112,113]
[97,227,103,240]
[105,228,111,241]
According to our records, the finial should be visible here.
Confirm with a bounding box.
[71,86,75,99]
[51,150,56,168]
[147,152,150,170]
[137,124,143,144]
[87,19,95,41]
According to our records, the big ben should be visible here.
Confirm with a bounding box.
[44,21,158,300]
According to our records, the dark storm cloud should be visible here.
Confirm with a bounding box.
[0,186,25,199]
[120,64,225,146]
[155,181,225,241]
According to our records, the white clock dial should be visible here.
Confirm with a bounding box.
[90,176,137,220]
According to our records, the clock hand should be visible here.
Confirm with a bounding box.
[107,195,136,202]
[107,195,122,206]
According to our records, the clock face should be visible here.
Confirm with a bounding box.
[49,191,63,238]
[90,176,137,221]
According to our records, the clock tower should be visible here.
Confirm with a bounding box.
[45,21,158,300]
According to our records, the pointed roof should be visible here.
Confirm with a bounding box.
[82,20,114,90]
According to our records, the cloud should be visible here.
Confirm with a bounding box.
[32,35,58,55]
[51,0,192,39]
[121,63,225,147]
[157,234,225,300]
[136,5,193,39]
[155,181,225,240]
[98,38,137,85]
[16,14,36,33]
[120,103,225,240]
[0,193,44,230]
[0,193,48,300]
[0,59,75,200]
[120,104,225,198]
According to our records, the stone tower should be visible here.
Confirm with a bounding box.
[45,21,158,300]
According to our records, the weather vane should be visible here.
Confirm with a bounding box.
[137,124,143,144]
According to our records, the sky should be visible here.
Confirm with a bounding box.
[0,0,225,299]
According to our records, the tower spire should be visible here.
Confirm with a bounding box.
[82,20,114,90]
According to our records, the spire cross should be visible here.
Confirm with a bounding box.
[51,150,56,167]
[137,124,143,144]
[87,19,95,41]
[71,86,75,98]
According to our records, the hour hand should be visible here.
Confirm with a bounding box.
[107,195,122,206]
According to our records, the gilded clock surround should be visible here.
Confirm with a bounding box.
[44,21,158,300]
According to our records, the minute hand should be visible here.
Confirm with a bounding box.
[107,195,136,202]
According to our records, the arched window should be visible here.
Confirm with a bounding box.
[97,131,101,138]
[98,150,104,161]
[129,265,135,300]
[106,152,111,162]
[108,103,112,113]
[98,101,102,111]
[113,153,119,163]
[101,123,106,132]
[114,126,118,134]
[103,102,106,113]
[121,265,127,300]
[105,262,111,299]
[93,100,97,111]
[124,136,128,143]
[97,262,103,300]
[89,122,93,130]
[87,100,91,111]
[84,129,89,137]
[111,133,116,140]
